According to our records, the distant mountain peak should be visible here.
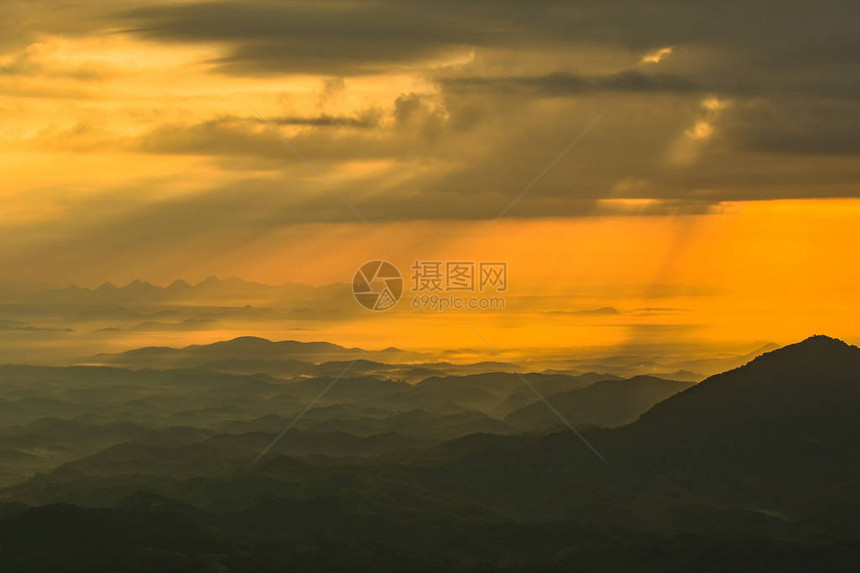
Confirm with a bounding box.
[221,336,273,344]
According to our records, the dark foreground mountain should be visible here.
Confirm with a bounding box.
[610,334,860,491]
[0,336,857,572]
[422,336,860,529]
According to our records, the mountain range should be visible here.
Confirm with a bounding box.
[0,335,856,571]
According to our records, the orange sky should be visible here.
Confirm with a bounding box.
[254,199,860,351]
[1,2,858,356]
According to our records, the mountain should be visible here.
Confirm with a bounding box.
[0,336,858,571]
[426,336,860,528]
[504,375,692,430]
[7,277,342,305]
[627,335,860,453]
[90,336,428,373]
[378,372,619,416]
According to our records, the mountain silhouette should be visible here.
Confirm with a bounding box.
[91,336,427,373]
[392,336,860,528]
[0,335,858,571]
[629,335,860,447]
[505,375,691,430]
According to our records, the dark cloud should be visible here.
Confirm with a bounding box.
[136,113,385,159]
[273,111,383,128]
[118,0,858,78]
[126,93,858,221]
[121,0,487,75]
[0,0,153,53]
[111,0,860,163]
[1,0,858,285]
[725,99,860,156]
[440,71,701,96]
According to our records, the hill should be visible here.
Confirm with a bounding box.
[505,375,692,430]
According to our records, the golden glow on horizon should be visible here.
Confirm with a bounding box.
[0,18,857,356]
[62,199,853,353]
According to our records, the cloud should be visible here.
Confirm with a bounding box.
[136,113,385,157]
[0,0,857,287]
[0,319,73,332]
[725,99,860,155]
[272,112,383,129]
[544,307,621,317]
[439,70,701,96]
[642,47,674,64]
[107,0,860,165]
[668,97,731,164]
[120,0,484,75]
[116,0,858,79]
[128,319,223,332]
[0,49,106,80]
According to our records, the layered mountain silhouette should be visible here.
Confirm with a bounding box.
[505,375,691,430]
[90,336,428,373]
[0,335,857,571]
[422,336,860,528]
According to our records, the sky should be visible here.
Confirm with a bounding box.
[0,0,858,355]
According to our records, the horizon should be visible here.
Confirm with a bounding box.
[1,1,858,570]
[2,269,858,364]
